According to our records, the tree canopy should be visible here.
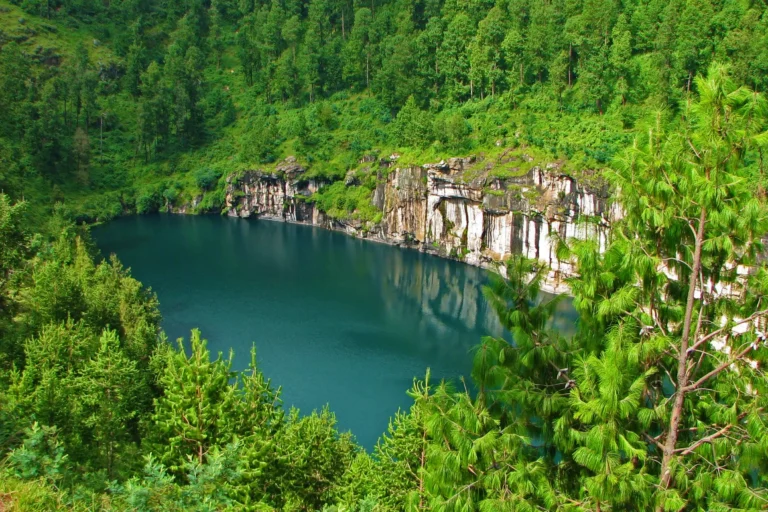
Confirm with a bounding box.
[3,0,768,509]
[3,0,768,221]
[2,64,768,511]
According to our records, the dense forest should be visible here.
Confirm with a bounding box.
[3,0,768,510]
[2,0,768,220]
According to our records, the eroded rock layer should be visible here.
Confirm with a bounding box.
[224,155,621,292]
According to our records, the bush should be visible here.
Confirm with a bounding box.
[198,189,226,212]
[135,187,161,214]
[194,168,221,190]
[9,423,69,485]
[162,187,179,204]
[311,181,380,223]
[278,110,308,140]
[241,119,281,165]
[439,112,472,150]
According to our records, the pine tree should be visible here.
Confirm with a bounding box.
[610,14,633,105]
[0,196,30,358]
[394,96,433,148]
[0,43,32,140]
[343,7,374,90]
[271,407,358,510]
[72,329,143,479]
[437,13,474,102]
[558,64,768,509]
[149,329,239,474]
[369,373,433,510]
[421,380,555,511]
[228,347,284,507]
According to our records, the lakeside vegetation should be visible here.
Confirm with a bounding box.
[3,0,768,510]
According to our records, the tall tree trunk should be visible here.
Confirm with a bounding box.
[657,207,706,502]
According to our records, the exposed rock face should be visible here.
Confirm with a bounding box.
[224,155,621,292]
[225,157,324,225]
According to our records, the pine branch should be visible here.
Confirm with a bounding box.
[675,424,732,455]
[684,342,755,392]
[686,307,768,355]
[660,256,694,273]
[687,138,702,159]
[661,366,677,389]
[442,479,481,505]
[643,432,664,450]
[690,292,709,377]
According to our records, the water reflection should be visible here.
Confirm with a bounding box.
[94,214,576,448]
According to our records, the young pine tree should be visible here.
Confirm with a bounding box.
[148,329,239,474]
[72,329,143,479]
[558,63,768,509]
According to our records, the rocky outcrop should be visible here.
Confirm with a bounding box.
[224,154,621,292]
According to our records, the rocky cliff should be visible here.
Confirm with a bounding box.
[224,154,621,292]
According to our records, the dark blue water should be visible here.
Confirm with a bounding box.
[94,215,573,448]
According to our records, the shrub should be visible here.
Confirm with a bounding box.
[135,187,161,214]
[194,168,221,190]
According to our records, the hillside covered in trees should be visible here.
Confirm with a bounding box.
[4,0,768,511]
[2,0,768,221]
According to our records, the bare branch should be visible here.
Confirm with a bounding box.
[676,425,733,455]
[643,432,665,450]
[685,343,755,392]
[687,308,768,355]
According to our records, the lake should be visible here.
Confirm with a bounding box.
[94,214,573,448]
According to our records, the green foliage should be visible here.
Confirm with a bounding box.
[438,111,472,151]
[148,329,240,474]
[312,181,382,224]
[9,423,70,484]
[395,96,434,149]
[3,1,768,508]
[271,407,358,510]
[193,168,221,191]
[16,234,161,361]
[113,448,242,512]
[5,0,768,224]
[0,195,32,360]
[73,329,144,479]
